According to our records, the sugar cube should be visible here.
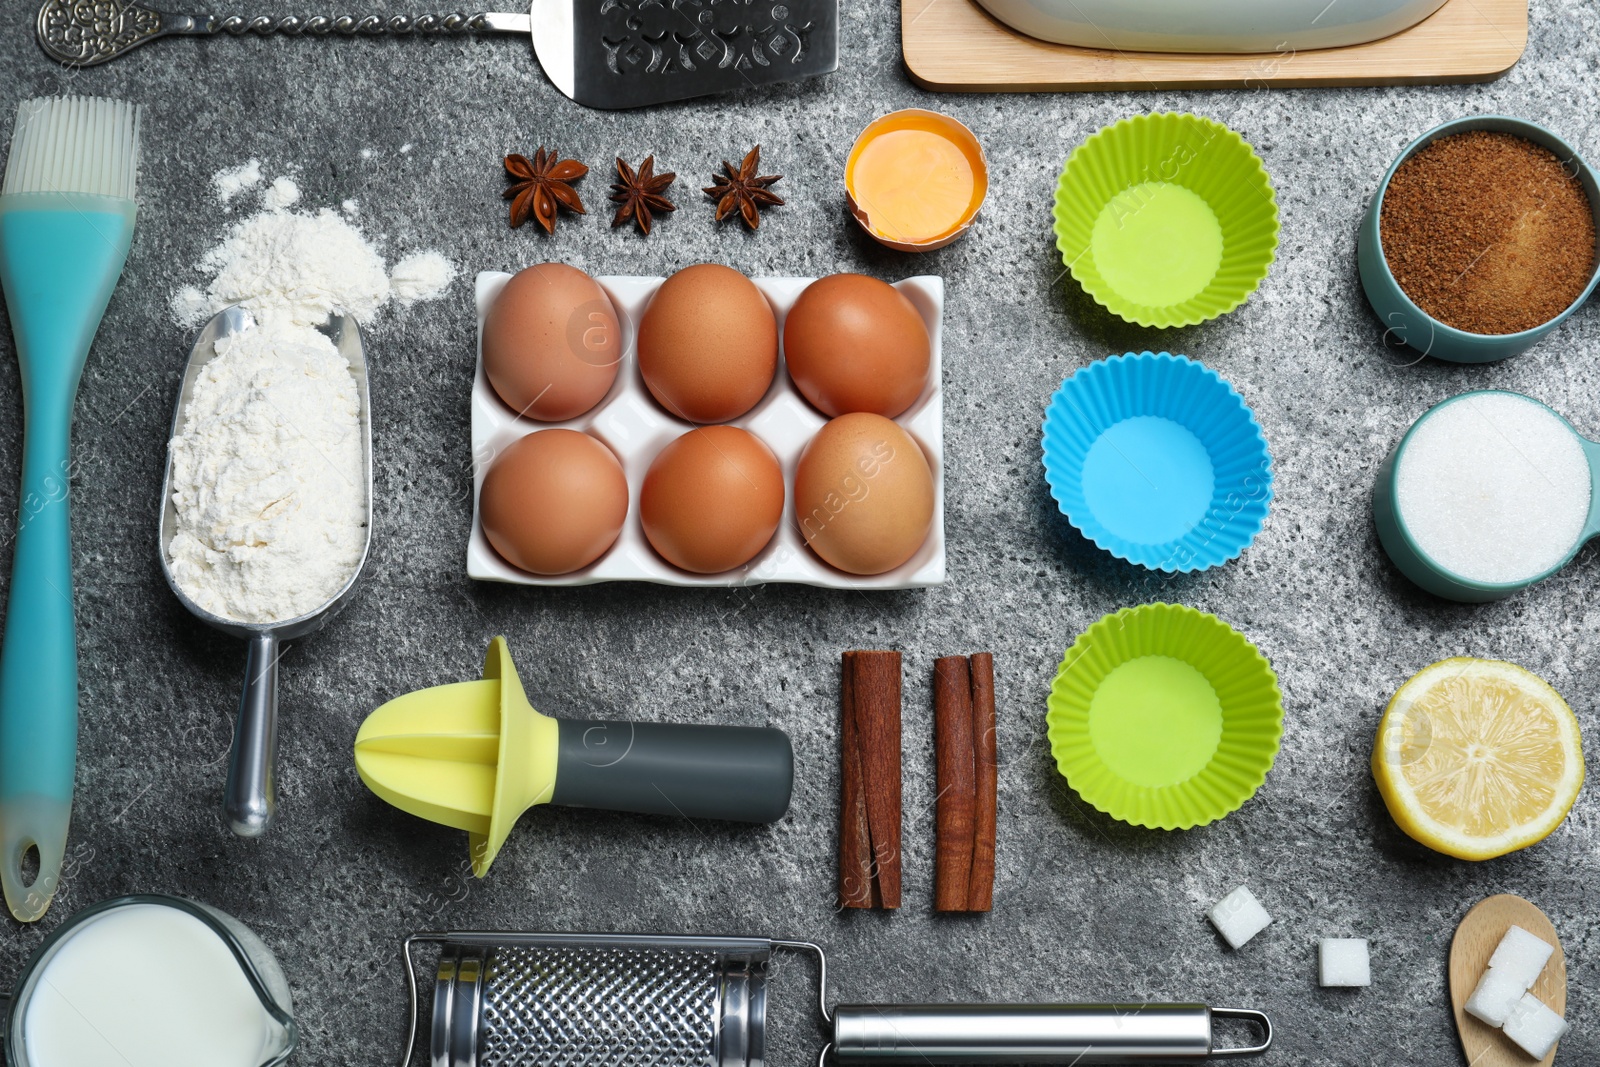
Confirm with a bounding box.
[1465,967,1526,1027]
[1207,886,1272,950]
[1487,925,1556,991]
[1318,938,1371,987]
[1502,992,1569,1060]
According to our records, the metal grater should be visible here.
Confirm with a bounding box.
[478,945,724,1067]
[398,933,1273,1067]
[412,934,780,1067]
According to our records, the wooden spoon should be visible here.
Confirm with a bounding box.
[1450,894,1567,1066]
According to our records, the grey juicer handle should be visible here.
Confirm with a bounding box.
[832,1004,1272,1063]
[551,719,793,824]
[224,633,280,837]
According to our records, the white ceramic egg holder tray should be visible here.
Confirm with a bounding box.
[469,272,945,588]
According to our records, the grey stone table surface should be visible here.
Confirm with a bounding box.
[1,2,1598,1063]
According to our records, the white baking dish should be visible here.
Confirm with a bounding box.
[972,0,1449,52]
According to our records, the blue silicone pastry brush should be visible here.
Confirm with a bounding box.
[0,96,141,921]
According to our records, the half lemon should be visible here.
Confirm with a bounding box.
[1373,658,1584,861]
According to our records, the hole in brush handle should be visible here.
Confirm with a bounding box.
[0,796,69,921]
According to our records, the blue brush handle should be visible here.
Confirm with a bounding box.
[0,194,135,921]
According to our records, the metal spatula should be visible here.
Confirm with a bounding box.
[37,0,837,110]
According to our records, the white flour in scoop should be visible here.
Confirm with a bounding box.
[165,162,456,622]
[167,318,365,623]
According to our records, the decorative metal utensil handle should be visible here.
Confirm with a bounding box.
[36,0,523,67]
[208,11,492,35]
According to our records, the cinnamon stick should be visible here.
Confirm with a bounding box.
[933,652,998,913]
[839,650,902,909]
[934,655,976,911]
[838,659,874,908]
[968,652,997,912]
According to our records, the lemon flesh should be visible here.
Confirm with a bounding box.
[1373,658,1583,861]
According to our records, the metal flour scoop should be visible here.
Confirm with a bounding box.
[355,637,793,876]
[159,306,372,839]
[36,0,838,110]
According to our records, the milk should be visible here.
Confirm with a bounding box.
[21,903,278,1067]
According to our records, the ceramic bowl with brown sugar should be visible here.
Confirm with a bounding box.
[1358,115,1600,364]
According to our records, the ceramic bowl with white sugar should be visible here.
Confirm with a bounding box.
[1374,390,1600,601]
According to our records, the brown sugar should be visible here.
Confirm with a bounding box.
[1379,130,1596,335]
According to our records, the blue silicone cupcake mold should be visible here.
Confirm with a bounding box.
[1042,352,1272,572]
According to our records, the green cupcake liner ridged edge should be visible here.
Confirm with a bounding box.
[1052,113,1281,329]
[1045,603,1285,829]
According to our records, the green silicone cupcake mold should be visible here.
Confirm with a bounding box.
[1053,113,1280,328]
[1046,603,1283,830]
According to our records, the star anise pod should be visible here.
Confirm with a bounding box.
[504,148,588,234]
[704,146,784,230]
[609,155,676,236]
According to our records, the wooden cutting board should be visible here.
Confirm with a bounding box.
[1449,894,1567,1067]
[901,0,1527,92]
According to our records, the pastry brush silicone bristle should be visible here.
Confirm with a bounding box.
[1,96,141,199]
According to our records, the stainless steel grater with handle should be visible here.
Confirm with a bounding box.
[397,932,1274,1067]
[36,0,838,109]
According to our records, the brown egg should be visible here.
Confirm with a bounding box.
[637,263,777,423]
[783,274,931,418]
[794,413,935,575]
[482,263,622,421]
[641,426,784,573]
[480,429,628,575]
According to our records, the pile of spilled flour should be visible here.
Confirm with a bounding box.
[166,161,457,623]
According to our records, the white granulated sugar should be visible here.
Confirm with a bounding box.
[1395,392,1590,584]
[341,199,360,216]
[167,319,365,624]
[213,159,262,203]
[262,176,301,211]
[391,251,458,306]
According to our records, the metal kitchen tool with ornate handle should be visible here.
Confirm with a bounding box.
[397,932,1275,1067]
[36,0,838,109]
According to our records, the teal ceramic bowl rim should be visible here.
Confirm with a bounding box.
[1040,351,1274,573]
[1045,602,1285,830]
[1375,389,1600,600]
[1360,115,1600,358]
[1051,111,1280,328]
